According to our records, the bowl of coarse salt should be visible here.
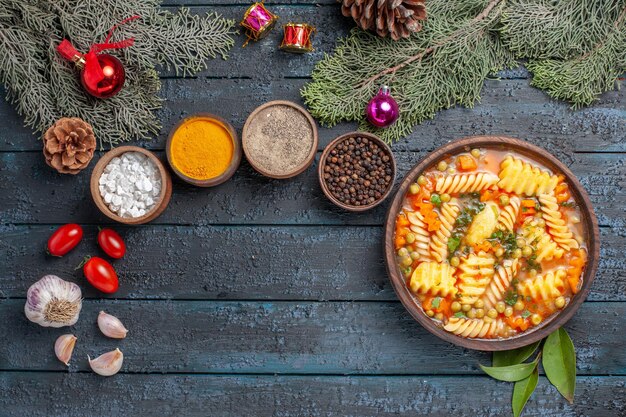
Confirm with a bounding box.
[90,146,172,225]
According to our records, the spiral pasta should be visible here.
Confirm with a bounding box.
[429,201,460,262]
[522,218,564,262]
[538,193,579,250]
[410,262,457,297]
[518,269,567,301]
[443,317,508,338]
[435,172,499,195]
[497,156,559,196]
[496,196,521,232]
[481,259,519,310]
[406,210,432,261]
[456,252,496,305]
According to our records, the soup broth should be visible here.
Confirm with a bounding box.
[394,148,587,339]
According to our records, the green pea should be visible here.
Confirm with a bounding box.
[462,304,472,312]
[495,301,506,313]
[440,193,451,203]
[410,251,420,260]
[516,238,526,248]
[512,248,522,259]
[405,233,416,244]
[451,301,462,312]
[409,183,420,195]
[401,256,413,267]
[499,195,510,206]
[470,149,481,158]
[437,161,448,171]
[522,246,533,257]
[398,248,409,257]
[450,256,460,267]
[417,176,428,186]
[495,247,504,257]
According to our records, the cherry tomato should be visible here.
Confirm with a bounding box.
[98,228,126,259]
[83,256,119,293]
[47,224,83,257]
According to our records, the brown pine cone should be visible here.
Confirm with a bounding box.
[341,0,426,40]
[43,117,96,175]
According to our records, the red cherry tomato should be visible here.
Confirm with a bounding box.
[83,256,119,293]
[47,224,83,257]
[98,228,126,259]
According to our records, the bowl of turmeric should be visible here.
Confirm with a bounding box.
[166,113,241,187]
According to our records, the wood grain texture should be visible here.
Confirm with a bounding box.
[1,79,624,153]
[1,151,623,227]
[1,373,624,417]
[1,300,624,374]
[0,225,623,301]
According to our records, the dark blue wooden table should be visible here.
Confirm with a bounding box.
[1,1,625,416]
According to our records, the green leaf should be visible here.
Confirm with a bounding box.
[543,328,576,403]
[431,297,441,308]
[493,341,541,367]
[453,312,467,319]
[479,354,540,382]
[512,366,539,417]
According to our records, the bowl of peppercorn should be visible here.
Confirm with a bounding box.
[319,132,396,212]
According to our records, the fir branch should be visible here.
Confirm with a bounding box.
[0,0,236,147]
[525,5,626,108]
[302,0,514,143]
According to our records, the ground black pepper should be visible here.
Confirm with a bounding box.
[322,136,393,207]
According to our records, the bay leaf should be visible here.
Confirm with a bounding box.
[512,366,539,417]
[479,354,540,382]
[542,327,576,403]
[493,340,541,367]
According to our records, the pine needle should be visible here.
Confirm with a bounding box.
[0,0,236,148]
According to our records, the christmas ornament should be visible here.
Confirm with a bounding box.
[341,0,426,40]
[280,23,316,53]
[43,117,96,175]
[240,2,278,46]
[366,86,399,128]
[57,16,140,98]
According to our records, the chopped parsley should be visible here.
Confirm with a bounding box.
[504,289,519,306]
[489,230,518,258]
[430,194,442,207]
[526,254,542,273]
[447,235,462,254]
[431,297,442,308]
[560,201,577,208]
[521,310,531,319]
[454,312,467,319]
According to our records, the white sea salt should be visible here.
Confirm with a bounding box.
[98,152,162,218]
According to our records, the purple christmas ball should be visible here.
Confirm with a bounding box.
[366,85,399,128]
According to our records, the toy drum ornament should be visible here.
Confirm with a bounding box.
[280,23,316,53]
[240,2,278,46]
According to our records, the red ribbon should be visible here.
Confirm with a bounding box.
[57,16,140,91]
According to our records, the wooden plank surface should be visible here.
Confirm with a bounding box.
[2,78,624,153]
[1,151,624,227]
[0,225,623,301]
[1,374,623,417]
[0,0,624,415]
[1,300,624,375]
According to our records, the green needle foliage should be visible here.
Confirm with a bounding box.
[0,0,236,147]
[302,0,626,143]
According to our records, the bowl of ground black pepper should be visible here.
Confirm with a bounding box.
[319,132,396,212]
[243,100,318,179]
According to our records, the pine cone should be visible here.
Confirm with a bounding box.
[341,0,426,40]
[43,117,96,175]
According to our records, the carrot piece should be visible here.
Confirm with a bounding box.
[567,249,586,294]
[456,155,477,171]
[397,215,410,228]
[480,190,495,202]
[522,199,536,208]
[395,236,406,250]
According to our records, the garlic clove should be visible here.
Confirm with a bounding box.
[88,348,123,376]
[54,334,77,366]
[97,311,128,339]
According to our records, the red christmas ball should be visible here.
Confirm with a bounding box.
[80,54,125,99]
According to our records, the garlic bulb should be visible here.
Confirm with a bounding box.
[24,275,82,327]
[97,311,128,339]
[55,334,77,365]
[88,348,123,376]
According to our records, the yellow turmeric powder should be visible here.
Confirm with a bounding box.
[170,117,234,180]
